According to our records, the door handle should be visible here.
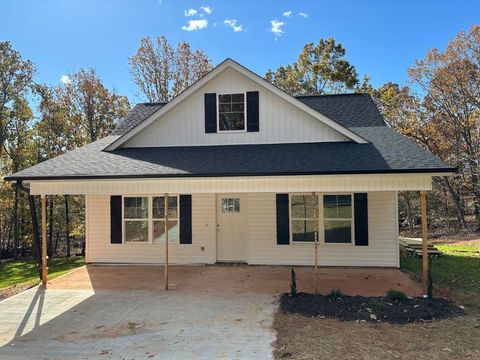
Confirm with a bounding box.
[216,224,220,231]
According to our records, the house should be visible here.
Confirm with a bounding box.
[5,59,454,269]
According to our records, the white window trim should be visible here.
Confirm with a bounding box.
[217,92,247,133]
[289,193,355,246]
[122,195,180,245]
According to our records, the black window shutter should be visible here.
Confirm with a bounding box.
[246,91,259,132]
[354,193,369,246]
[179,195,192,244]
[204,93,217,133]
[110,195,122,244]
[276,194,290,245]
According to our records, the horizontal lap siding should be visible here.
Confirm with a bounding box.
[246,192,398,267]
[87,192,398,266]
[86,194,216,264]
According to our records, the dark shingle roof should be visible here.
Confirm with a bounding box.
[5,93,454,181]
[4,133,452,181]
[296,94,386,128]
[111,102,166,135]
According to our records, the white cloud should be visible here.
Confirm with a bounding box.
[299,12,309,18]
[182,19,208,31]
[224,19,243,32]
[184,8,198,17]
[270,19,284,37]
[200,6,213,14]
[60,75,71,84]
[283,10,292,17]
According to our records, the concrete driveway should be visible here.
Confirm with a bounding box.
[0,265,421,359]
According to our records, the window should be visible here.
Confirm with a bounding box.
[323,195,353,244]
[222,198,240,213]
[290,195,318,242]
[123,195,179,243]
[153,196,178,243]
[124,197,149,243]
[218,93,245,131]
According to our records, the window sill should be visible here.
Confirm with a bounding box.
[289,242,353,246]
[121,242,180,245]
[217,129,247,133]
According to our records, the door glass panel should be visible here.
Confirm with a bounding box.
[222,198,240,213]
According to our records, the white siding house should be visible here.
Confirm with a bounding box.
[6,59,455,268]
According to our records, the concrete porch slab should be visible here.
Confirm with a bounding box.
[48,264,422,297]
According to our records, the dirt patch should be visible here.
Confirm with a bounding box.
[274,312,480,360]
[280,292,463,324]
[430,233,480,246]
[0,282,37,301]
[56,321,150,342]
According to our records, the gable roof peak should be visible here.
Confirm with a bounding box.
[105,58,369,150]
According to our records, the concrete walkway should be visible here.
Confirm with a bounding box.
[0,265,421,359]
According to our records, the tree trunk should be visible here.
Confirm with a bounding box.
[441,177,467,228]
[65,195,70,258]
[467,159,480,228]
[404,193,415,237]
[47,198,54,257]
[54,228,60,255]
[13,185,19,259]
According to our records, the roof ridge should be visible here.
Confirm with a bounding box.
[137,101,168,106]
[295,93,365,98]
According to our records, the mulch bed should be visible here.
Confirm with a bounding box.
[280,292,464,324]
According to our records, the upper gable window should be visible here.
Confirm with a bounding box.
[218,93,246,131]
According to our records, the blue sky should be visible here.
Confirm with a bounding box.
[1,0,479,102]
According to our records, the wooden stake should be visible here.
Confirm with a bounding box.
[164,193,169,290]
[421,191,428,294]
[41,195,48,286]
[313,192,318,294]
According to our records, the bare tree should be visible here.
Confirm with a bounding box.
[129,36,212,102]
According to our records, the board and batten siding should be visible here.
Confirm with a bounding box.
[246,192,399,267]
[86,191,399,267]
[85,194,216,264]
[123,67,348,148]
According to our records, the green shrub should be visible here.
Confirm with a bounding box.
[327,289,345,300]
[290,268,297,296]
[386,289,408,302]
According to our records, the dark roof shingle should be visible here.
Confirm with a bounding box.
[296,93,386,128]
[5,93,454,181]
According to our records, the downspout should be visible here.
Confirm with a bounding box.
[16,180,43,279]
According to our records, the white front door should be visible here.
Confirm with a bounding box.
[216,194,246,262]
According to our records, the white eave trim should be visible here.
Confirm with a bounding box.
[105,58,368,151]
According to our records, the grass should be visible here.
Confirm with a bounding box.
[400,243,480,313]
[0,257,85,290]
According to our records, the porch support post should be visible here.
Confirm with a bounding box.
[41,194,48,286]
[164,193,169,290]
[313,192,318,293]
[421,191,428,294]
